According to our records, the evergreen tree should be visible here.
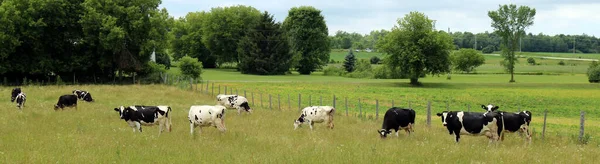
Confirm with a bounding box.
[343,50,357,72]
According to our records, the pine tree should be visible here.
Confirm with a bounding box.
[343,50,357,72]
[237,11,292,75]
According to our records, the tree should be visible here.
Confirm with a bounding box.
[170,12,216,68]
[377,11,454,85]
[202,5,261,66]
[237,11,292,75]
[482,45,495,53]
[370,56,381,64]
[450,48,485,73]
[527,57,536,65]
[179,56,203,79]
[343,50,357,72]
[283,6,330,75]
[488,4,536,82]
[588,61,600,83]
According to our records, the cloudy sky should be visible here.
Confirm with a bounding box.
[159,0,600,36]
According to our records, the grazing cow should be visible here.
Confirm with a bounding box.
[216,94,252,115]
[436,111,500,143]
[11,87,21,102]
[113,105,172,135]
[482,104,532,141]
[15,93,26,109]
[73,90,94,102]
[378,107,415,138]
[54,94,78,110]
[188,105,227,135]
[294,106,335,130]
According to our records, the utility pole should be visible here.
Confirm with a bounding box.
[474,34,477,50]
[573,36,576,54]
[520,37,522,52]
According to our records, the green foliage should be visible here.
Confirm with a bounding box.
[139,62,167,83]
[170,12,216,68]
[377,11,454,84]
[323,65,345,76]
[450,48,485,73]
[370,56,381,64]
[482,45,495,53]
[527,57,536,65]
[55,75,64,85]
[283,6,330,75]
[588,61,600,83]
[237,11,292,75]
[488,4,536,82]
[155,52,171,69]
[202,5,261,65]
[343,50,357,72]
[345,60,374,79]
[558,60,565,66]
[178,56,203,79]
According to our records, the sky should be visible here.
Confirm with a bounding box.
[159,0,600,36]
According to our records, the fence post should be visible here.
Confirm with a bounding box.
[230,88,233,95]
[309,95,312,106]
[288,94,291,110]
[278,94,281,110]
[298,94,302,111]
[206,80,209,93]
[467,104,470,112]
[236,89,238,95]
[408,100,412,109]
[320,96,323,106]
[376,99,379,120]
[391,100,394,108]
[333,95,336,108]
[251,92,254,105]
[225,86,227,94]
[542,109,547,140]
[244,90,247,98]
[579,111,585,143]
[427,101,431,127]
[190,78,193,90]
[269,94,272,110]
[260,93,263,107]
[218,85,221,95]
[358,98,362,118]
[446,101,449,111]
[345,97,348,116]
[211,83,214,95]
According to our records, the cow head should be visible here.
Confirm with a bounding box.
[378,129,392,138]
[481,104,499,112]
[82,92,94,102]
[293,114,306,130]
[11,88,21,102]
[114,106,130,120]
[436,111,449,126]
[240,102,252,114]
[15,93,25,108]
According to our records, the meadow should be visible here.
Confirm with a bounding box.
[1,85,599,163]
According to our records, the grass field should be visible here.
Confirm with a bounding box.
[1,85,599,163]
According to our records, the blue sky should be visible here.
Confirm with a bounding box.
[159,0,600,36]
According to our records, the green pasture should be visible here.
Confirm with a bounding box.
[1,85,599,163]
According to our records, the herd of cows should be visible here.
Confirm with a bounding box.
[9,87,533,142]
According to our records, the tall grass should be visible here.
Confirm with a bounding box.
[1,85,598,163]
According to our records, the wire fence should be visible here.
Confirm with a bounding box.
[161,74,592,144]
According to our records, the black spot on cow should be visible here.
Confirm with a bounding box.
[11,88,21,102]
[195,115,199,121]
[297,114,306,123]
[209,111,212,115]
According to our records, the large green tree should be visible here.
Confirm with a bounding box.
[451,48,485,73]
[170,12,216,68]
[377,11,454,85]
[282,6,330,75]
[488,4,536,82]
[202,5,261,66]
[237,11,292,75]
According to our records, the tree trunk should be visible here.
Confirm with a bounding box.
[410,78,420,85]
[510,71,515,82]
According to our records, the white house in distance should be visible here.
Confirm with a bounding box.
[365,48,372,52]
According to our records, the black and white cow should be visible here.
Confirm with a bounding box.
[11,87,21,102]
[113,105,172,135]
[188,105,227,135]
[73,90,94,102]
[378,107,415,138]
[294,106,335,130]
[482,104,532,141]
[15,92,26,109]
[216,94,252,115]
[54,94,78,110]
[436,110,500,143]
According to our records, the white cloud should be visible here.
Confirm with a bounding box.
[160,0,600,36]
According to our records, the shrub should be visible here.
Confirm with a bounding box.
[527,57,536,65]
[323,65,345,76]
[343,50,356,72]
[558,60,565,66]
[482,45,494,54]
[370,56,381,64]
[140,62,167,83]
[450,48,485,73]
[179,56,203,79]
[344,60,374,79]
[354,59,372,72]
[588,61,600,83]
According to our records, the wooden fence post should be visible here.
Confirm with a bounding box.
[278,94,281,110]
[320,96,323,106]
[189,78,193,90]
[579,111,585,143]
[345,97,348,116]
[206,80,209,93]
[333,95,336,108]
[391,100,394,108]
[446,101,449,111]
[260,93,263,107]
[224,86,227,94]
[298,94,301,111]
[230,88,232,95]
[427,101,431,127]
[251,92,254,105]
[542,109,548,140]
[408,100,412,109]
[288,94,291,110]
[467,104,470,112]
[211,83,214,95]
[218,85,221,95]
[358,98,362,118]
[269,94,272,110]
[376,99,379,120]
[309,95,312,106]
[244,90,247,98]
[236,89,238,95]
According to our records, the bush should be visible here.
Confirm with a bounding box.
[482,45,494,54]
[179,56,203,79]
[588,61,600,83]
[354,59,372,72]
[140,62,167,83]
[450,48,485,73]
[370,56,381,64]
[558,60,565,66]
[323,65,345,76]
[527,57,536,65]
[344,60,374,79]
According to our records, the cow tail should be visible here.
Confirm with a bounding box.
[500,112,505,141]
[167,107,173,131]
[329,107,336,116]
[410,109,416,124]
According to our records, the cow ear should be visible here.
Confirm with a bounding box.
[492,106,499,111]
[481,105,487,110]
[114,108,119,112]
[436,113,443,116]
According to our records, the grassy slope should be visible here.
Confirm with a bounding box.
[1,85,598,163]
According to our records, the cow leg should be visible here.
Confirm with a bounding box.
[309,121,314,130]
[158,121,164,136]
[237,107,242,115]
[190,123,195,136]
[327,117,334,129]
[453,129,461,143]
[135,122,142,132]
